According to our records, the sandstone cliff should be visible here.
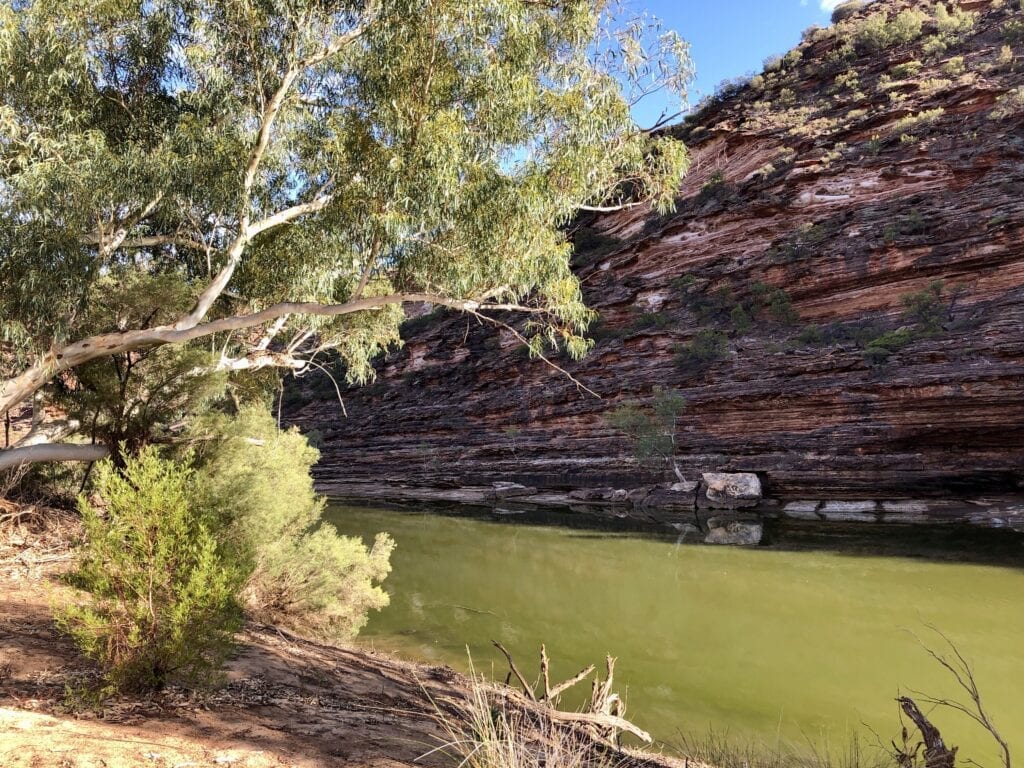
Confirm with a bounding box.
[287,0,1024,500]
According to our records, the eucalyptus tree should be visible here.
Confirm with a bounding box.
[0,0,692,468]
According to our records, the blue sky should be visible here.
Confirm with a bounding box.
[630,0,860,126]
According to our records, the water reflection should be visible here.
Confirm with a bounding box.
[325,501,1024,762]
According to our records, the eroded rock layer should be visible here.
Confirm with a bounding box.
[288,0,1024,499]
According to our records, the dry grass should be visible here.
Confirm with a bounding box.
[0,487,80,576]
[675,729,893,768]
[423,662,630,768]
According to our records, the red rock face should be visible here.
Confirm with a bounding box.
[288,0,1024,499]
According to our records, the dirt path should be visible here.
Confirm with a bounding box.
[1,564,467,767]
[0,517,686,768]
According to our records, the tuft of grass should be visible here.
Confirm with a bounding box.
[677,729,891,768]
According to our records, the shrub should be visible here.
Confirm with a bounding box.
[990,87,1024,119]
[902,281,946,334]
[922,35,949,59]
[935,5,977,37]
[996,45,1014,70]
[57,449,244,693]
[834,70,860,92]
[606,387,687,481]
[189,407,394,642]
[630,311,674,332]
[892,108,945,135]
[852,10,927,53]
[863,328,915,365]
[729,305,753,334]
[891,60,923,79]
[675,329,729,369]
[942,56,967,77]
[796,325,825,346]
[831,0,867,24]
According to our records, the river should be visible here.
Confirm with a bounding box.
[325,502,1024,763]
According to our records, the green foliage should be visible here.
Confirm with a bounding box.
[990,87,1024,120]
[901,281,947,334]
[729,305,753,334]
[1002,19,1024,42]
[606,387,686,476]
[862,328,916,365]
[767,222,834,263]
[831,1,868,25]
[0,0,695,400]
[934,4,977,37]
[891,60,923,79]
[861,282,952,365]
[751,282,800,325]
[679,274,798,337]
[850,9,927,53]
[703,171,727,191]
[922,35,950,59]
[189,407,393,642]
[834,70,860,93]
[942,56,967,77]
[892,108,945,136]
[57,449,244,694]
[795,325,825,346]
[675,329,729,370]
[48,274,229,461]
[882,209,930,243]
[629,311,674,332]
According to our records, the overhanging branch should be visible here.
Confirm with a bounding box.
[0,443,109,472]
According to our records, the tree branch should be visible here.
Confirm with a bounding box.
[0,443,109,472]
[0,293,547,418]
[246,194,334,239]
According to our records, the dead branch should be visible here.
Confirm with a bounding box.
[898,697,957,768]
[548,664,597,702]
[492,642,650,745]
[492,641,537,702]
[908,626,1011,768]
[540,644,551,701]
[544,708,652,744]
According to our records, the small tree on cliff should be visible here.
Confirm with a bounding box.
[606,387,688,483]
[0,0,693,470]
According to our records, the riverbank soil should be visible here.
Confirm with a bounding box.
[0,508,683,768]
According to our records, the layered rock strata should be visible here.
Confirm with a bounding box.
[288,0,1024,504]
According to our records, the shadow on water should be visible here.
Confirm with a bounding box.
[331,497,1024,569]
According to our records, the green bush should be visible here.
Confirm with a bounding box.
[863,328,915,365]
[935,5,977,37]
[852,9,927,53]
[57,449,243,693]
[189,407,394,642]
[891,60,923,79]
[831,0,867,24]
[630,311,674,332]
[675,329,729,370]
[606,387,687,480]
[796,325,825,346]
[902,281,946,334]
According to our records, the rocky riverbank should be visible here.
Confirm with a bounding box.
[320,475,1024,545]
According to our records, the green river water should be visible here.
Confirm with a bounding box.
[325,503,1024,762]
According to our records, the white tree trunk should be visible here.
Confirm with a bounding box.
[0,443,109,471]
